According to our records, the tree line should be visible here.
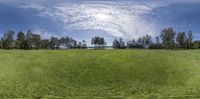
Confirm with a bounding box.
[0,30,87,49]
[93,27,199,49]
[1,27,200,50]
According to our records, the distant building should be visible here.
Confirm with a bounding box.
[59,44,69,49]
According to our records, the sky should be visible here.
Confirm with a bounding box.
[0,0,200,45]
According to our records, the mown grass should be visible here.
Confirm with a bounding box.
[0,49,200,98]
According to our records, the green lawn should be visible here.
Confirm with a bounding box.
[0,49,200,98]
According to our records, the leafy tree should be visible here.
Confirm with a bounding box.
[1,30,14,49]
[25,30,34,49]
[59,36,77,48]
[113,38,126,49]
[50,37,60,49]
[176,32,186,48]
[16,31,25,49]
[119,38,126,49]
[32,34,41,49]
[100,38,106,48]
[142,34,152,48]
[77,42,82,49]
[186,31,193,49]
[91,36,106,49]
[41,39,50,49]
[113,39,120,49]
[161,27,176,49]
[24,40,29,50]
[137,37,144,48]
[149,36,163,49]
[91,37,98,48]
[152,36,163,49]
[0,39,2,48]
[193,40,200,49]
[127,40,133,49]
[82,40,87,49]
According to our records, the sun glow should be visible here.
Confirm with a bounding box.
[94,13,112,21]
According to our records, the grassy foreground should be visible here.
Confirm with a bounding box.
[0,50,200,98]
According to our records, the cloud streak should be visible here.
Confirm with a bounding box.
[1,0,199,39]
[34,1,164,39]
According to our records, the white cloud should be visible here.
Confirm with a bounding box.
[32,28,60,39]
[35,1,164,39]
[3,0,199,39]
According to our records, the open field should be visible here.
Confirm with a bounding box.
[0,50,200,98]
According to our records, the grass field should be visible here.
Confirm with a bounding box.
[0,49,200,98]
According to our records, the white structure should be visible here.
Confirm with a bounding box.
[59,44,69,49]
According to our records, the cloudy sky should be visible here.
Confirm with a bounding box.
[0,0,200,45]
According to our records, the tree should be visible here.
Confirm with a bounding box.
[160,27,176,49]
[16,31,25,49]
[127,39,137,49]
[59,36,77,48]
[77,42,82,49]
[119,38,126,49]
[156,36,160,44]
[193,40,200,49]
[50,37,60,49]
[91,37,99,48]
[32,34,41,49]
[113,38,126,49]
[186,31,193,49]
[142,34,152,48]
[91,36,106,49]
[113,39,120,49]
[0,39,2,48]
[25,30,34,49]
[82,40,87,49]
[1,30,14,49]
[176,32,186,48]
[149,36,163,49]
[70,39,77,48]
[100,37,106,48]
[127,40,132,49]
[137,37,144,48]
[41,39,50,49]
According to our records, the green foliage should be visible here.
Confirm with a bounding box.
[49,37,59,49]
[16,31,26,49]
[0,40,2,48]
[0,50,200,98]
[161,27,176,49]
[142,34,152,48]
[77,40,87,49]
[186,31,193,49]
[149,36,163,49]
[113,38,126,49]
[41,39,50,49]
[32,34,41,49]
[25,30,34,49]
[91,36,106,49]
[1,30,14,49]
[193,40,200,49]
[0,28,196,50]
[126,35,152,49]
[59,37,77,48]
[176,32,186,48]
